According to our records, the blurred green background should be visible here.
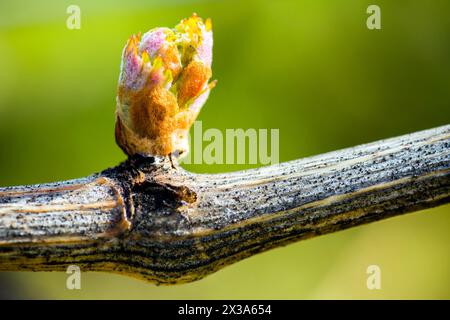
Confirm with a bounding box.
[0,0,449,299]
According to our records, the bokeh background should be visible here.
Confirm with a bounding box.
[0,0,449,299]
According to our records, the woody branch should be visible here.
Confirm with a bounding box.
[0,124,449,284]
